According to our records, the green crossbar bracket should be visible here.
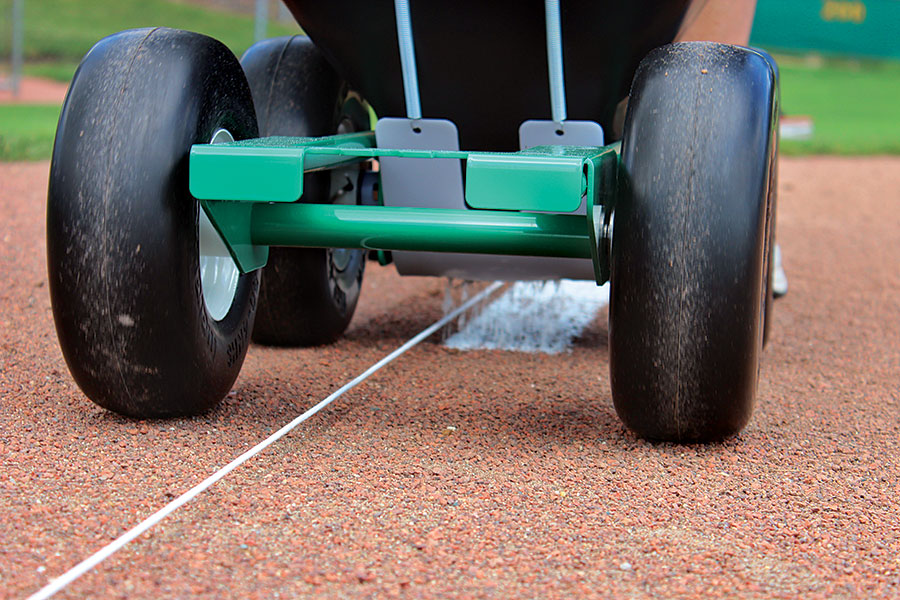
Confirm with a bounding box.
[465,145,597,213]
[189,131,377,202]
[189,134,620,283]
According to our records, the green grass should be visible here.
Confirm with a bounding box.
[0,0,301,160]
[0,104,61,161]
[0,0,300,82]
[777,55,900,155]
[1,2,898,161]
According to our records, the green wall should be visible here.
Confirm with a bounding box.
[750,0,900,58]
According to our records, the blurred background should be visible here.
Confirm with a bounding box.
[0,0,898,160]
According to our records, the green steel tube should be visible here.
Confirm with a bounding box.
[251,204,592,259]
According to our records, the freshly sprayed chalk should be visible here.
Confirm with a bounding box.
[445,280,609,354]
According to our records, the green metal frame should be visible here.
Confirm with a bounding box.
[189,132,619,284]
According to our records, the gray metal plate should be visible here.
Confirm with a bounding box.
[518,119,605,150]
[375,118,464,210]
[374,117,596,281]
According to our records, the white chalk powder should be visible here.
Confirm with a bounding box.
[444,280,609,354]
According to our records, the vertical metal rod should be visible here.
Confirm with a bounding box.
[277,2,292,23]
[10,0,24,95]
[393,0,422,119]
[254,0,268,43]
[545,0,567,124]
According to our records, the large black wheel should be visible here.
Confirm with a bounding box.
[609,42,777,442]
[241,36,368,347]
[755,47,781,348]
[47,28,260,418]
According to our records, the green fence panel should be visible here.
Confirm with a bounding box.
[750,0,900,59]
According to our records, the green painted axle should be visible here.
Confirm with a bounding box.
[190,133,620,280]
[250,203,593,259]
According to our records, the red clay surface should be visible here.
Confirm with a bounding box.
[0,78,68,105]
[2,157,899,598]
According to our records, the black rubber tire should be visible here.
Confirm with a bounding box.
[755,47,781,348]
[609,42,777,442]
[241,36,368,347]
[47,28,260,418]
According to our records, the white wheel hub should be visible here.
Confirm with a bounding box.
[199,128,241,321]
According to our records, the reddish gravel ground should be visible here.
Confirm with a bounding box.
[2,157,899,599]
[0,78,68,104]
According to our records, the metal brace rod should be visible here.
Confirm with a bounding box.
[545,0,567,124]
[394,0,422,119]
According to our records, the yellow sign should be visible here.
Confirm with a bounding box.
[821,0,867,23]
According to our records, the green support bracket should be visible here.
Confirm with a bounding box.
[466,147,588,213]
[190,132,377,203]
[583,142,621,285]
[199,199,268,272]
[189,134,621,283]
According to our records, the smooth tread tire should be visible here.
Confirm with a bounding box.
[609,42,777,442]
[47,28,260,418]
[241,36,368,347]
[756,47,781,348]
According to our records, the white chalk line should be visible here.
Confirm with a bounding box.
[445,280,609,354]
[28,281,503,600]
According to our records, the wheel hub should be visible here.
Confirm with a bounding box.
[199,128,241,321]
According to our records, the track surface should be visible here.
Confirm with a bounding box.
[2,157,899,598]
[0,78,67,104]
